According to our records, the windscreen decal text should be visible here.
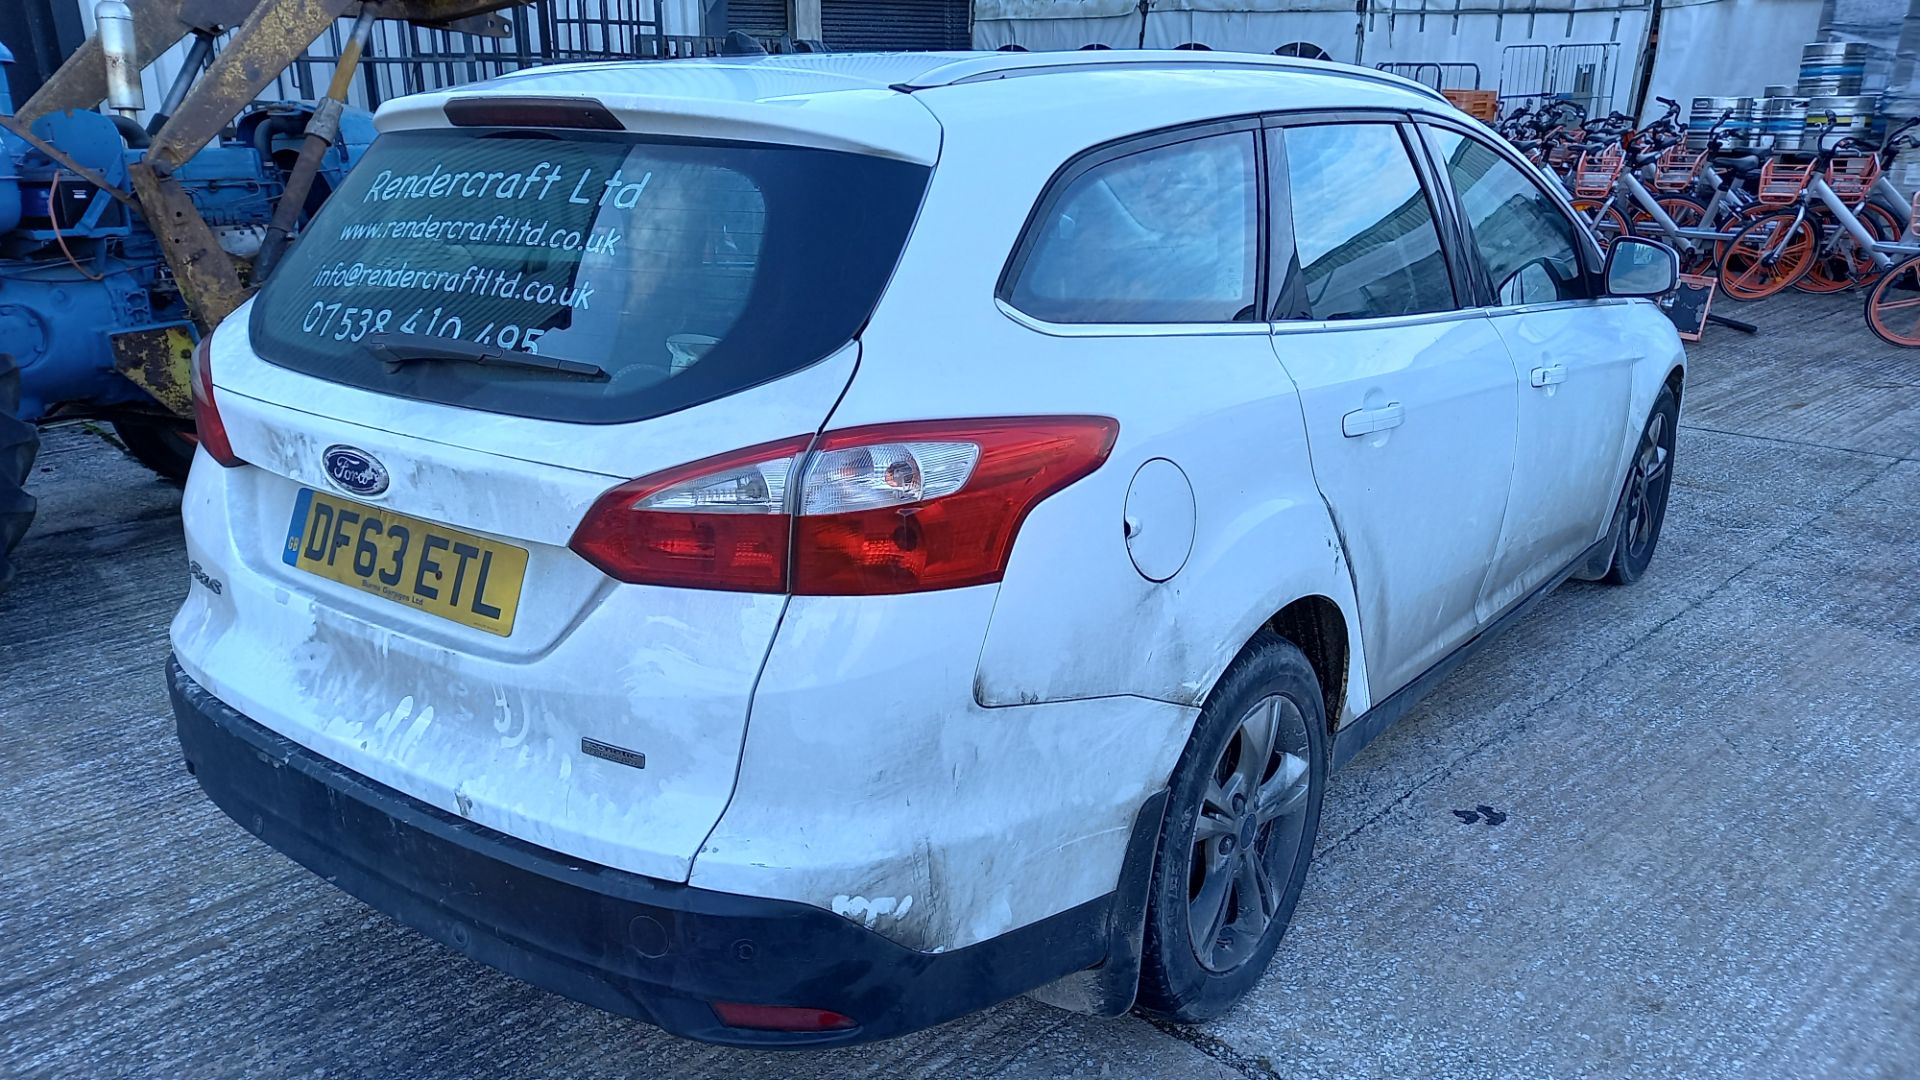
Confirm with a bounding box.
[337,215,623,253]
[300,301,553,352]
[307,261,594,309]
[360,162,653,208]
[288,158,651,355]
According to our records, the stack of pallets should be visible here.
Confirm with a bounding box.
[1444,89,1500,122]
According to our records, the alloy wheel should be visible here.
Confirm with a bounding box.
[1187,694,1314,973]
[1622,411,1672,564]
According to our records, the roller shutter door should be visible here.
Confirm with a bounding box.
[821,0,970,51]
[725,0,790,35]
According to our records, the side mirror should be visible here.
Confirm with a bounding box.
[1605,237,1679,298]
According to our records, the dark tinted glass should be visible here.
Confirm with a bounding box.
[1279,123,1456,320]
[251,130,929,423]
[1007,131,1258,323]
[1428,128,1591,305]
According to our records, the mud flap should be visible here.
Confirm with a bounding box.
[1026,788,1169,1016]
[1570,459,1634,582]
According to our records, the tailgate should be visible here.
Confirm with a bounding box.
[172,118,932,881]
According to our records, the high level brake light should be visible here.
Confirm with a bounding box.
[190,332,244,468]
[568,417,1118,595]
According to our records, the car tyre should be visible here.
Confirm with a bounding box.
[1135,630,1327,1023]
[1602,386,1679,586]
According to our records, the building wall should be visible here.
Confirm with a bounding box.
[1640,0,1825,109]
[974,0,1655,114]
[973,0,1920,122]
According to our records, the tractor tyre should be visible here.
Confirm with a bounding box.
[0,356,40,593]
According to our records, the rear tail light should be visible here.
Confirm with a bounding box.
[709,1001,857,1032]
[189,332,244,468]
[793,418,1116,593]
[569,436,809,592]
[568,417,1117,595]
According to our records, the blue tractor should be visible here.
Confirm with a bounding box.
[0,0,521,588]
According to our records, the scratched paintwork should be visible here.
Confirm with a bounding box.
[695,584,1202,951]
[170,442,791,885]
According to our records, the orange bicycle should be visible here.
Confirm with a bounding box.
[1568,144,1631,247]
[1864,192,1920,347]
[1717,157,1820,300]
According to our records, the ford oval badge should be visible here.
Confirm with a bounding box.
[322,445,389,497]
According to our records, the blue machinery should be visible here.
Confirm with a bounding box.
[0,0,525,586]
[0,40,373,425]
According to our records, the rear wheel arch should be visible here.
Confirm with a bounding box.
[1265,595,1349,735]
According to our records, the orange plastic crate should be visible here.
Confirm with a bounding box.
[1444,89,1499,122]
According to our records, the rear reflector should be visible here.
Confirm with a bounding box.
[568,418,1118,595]
[189,333,243,468]
[709,1001,857,1032]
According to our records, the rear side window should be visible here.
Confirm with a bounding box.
[1004,131,1259,324]
[1426,127,1593,306]
[251,130,930,424]
[1276,123,1456,321]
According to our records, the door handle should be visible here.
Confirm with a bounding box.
[1341,402,1405,437]
[1530,364,1568,388]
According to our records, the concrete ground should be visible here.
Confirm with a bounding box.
[3,291,1916,1079]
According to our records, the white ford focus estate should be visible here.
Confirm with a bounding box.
[169,49,1685,1046]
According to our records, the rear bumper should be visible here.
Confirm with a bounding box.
[168,658,1116,1047]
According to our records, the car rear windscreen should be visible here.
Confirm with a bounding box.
[250,128,930,423]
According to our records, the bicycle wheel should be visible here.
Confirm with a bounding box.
[1797,203,1901,294]
[1631,196,1709,270]
[1864,256,1920,347]
[1629,195,1705,231]
[1571,198,1630,250]
[1710,204,1770,270]
[1796,210,1868,294]
[1719,211,1817,301]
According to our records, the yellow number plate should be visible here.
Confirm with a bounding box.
[283,488,527,636]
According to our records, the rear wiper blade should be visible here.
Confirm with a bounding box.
[364,332,609,381]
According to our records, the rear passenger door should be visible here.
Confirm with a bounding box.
[1265,117,1521,700]
[1418,122,1637,612]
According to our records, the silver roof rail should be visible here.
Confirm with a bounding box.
[890,50,1450,105]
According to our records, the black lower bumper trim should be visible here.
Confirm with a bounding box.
[168,658,1116,1047]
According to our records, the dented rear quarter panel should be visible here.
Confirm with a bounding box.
[691,585,1200,952]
